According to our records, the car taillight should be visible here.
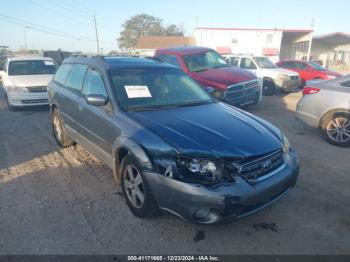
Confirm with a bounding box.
[303,86,320,95]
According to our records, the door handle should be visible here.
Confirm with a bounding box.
[77,104,84,111]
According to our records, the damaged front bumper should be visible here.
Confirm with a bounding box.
[275,77,302,91]
[144,149,299,224]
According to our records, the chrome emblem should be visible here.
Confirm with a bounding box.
[262,160,272,170]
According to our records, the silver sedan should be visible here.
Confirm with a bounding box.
[296,75,350,147]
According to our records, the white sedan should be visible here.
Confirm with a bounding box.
[0,56,57,110]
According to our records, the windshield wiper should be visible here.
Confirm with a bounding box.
[126,101,211,112]
[126,104,179,112]
[175,101,211,108]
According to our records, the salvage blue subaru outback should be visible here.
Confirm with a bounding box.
[48,56,299,224]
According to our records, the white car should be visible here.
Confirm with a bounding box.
[0,56,57,110]
[224,54,302,96]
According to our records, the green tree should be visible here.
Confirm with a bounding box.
[118,14,184,49]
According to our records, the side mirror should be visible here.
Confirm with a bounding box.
[85,94,108,107]
[204,86,215,94]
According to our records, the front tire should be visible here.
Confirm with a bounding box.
[52,109,74,147]
[5,94,17,111]
[321,112,350,147]
[121,154,158,218]
[262,80,275,96]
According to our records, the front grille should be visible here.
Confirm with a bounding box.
[21,99,48,104]
[237,150,285,184]
[26,86,47,93]
[225,80,260,101]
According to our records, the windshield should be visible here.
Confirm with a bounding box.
[254,57,276,69]
[8,60,57,76]
[110,68,214,111]
[183,51,227,72]
[309,61,326,71]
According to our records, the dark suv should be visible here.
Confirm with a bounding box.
[48,56,299,224]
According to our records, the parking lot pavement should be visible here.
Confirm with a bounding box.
[0,86,349,255]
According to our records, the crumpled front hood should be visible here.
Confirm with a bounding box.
[191,67,256,87]
[127,103,282,158]
[8,75,54,87]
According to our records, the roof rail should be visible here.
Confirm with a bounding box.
[69,54,106,60]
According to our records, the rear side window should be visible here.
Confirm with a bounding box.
[82,69,108,97]
[280,61,293,68]
[227,57,239,67]
[158,54,181,68]
[240,58,257,69]
[65,64,88,91]
[54,64,73,85]
[280,61,307,69]
[296,62,308,70]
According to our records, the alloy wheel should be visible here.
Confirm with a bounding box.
[123,165,145,208]
[326,117,350,143]
[53,115,63,141]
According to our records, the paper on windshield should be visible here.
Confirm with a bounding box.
[44,61,55,66]
[124,85,152,98]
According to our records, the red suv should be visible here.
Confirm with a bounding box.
[276,60,342,83]
[155,46,260,107]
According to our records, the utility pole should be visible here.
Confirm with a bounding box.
[193,16,199,29]
[23,27,28,50]
[93,15,100,54]
[306,18,315,61]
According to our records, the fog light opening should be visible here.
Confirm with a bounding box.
[194,207,211,219]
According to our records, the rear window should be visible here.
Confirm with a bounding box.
[53,64,74,85]
[308,61,326,71]
[8,60,57,75]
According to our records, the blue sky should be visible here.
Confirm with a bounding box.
[0,0,349,53]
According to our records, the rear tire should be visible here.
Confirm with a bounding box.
[262,80,275,96]
[52,109,74,147]
[120,154,158,218]
[321,112,350,147]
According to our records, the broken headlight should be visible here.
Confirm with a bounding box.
[153,158,236,184]
[176,158,230,184]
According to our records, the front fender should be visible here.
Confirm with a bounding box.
[112,136,152,181]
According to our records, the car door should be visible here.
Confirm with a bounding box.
[340,80,350,110]
[78,67,113,163]
[54,63,88,134]
[295,62,312,81]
